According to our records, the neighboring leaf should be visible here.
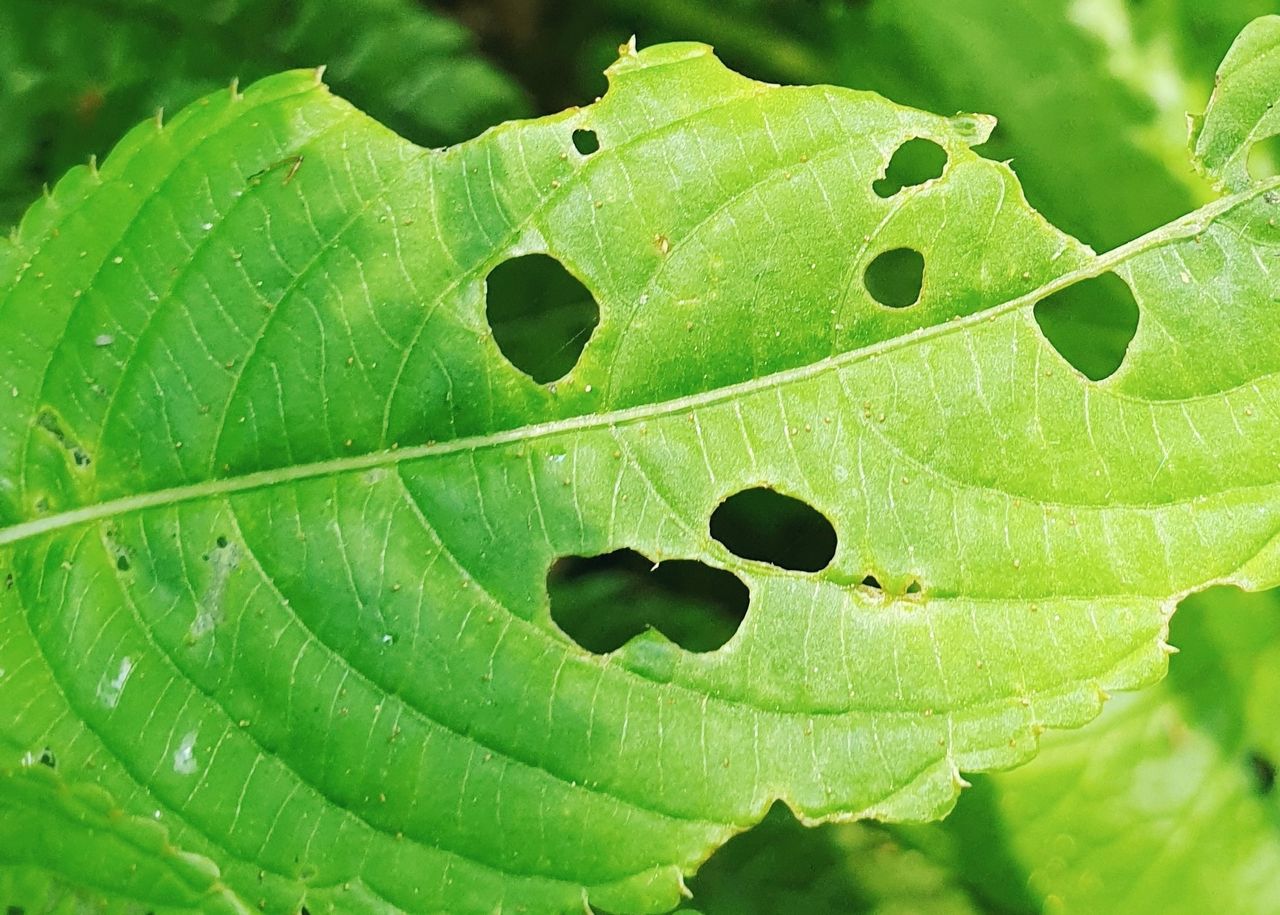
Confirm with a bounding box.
[0,763,238,914]
[0,0,526,226]
[901,586,1280,914]
[680,805,982,915]
[1,18,1279,915]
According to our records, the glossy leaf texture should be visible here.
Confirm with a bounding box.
[0,0,526,227]
[2,17,1280,914]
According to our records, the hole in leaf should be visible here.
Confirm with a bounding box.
[115,555,131,573]
[572,128,600,155]
[864,248,924,308]
[710,488,837,572]
[1033,271,1138,380]
[905,579,922,595]
[215,535,229,549]
[37,747,56,769]
[548,549,748,654]
[1248,750,1276,795]
[1247,133,1280,181]
[485,253,600,383]
[874,137,947,197]
[861,575,882,590]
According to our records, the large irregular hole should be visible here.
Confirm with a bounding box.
[1247,133,1280,181]
[485,253,599,383]
[864,248,924,309]
[710,487,837,572]
[572,128,600,155]
[548,549,748,654]
[1033,271,1138,380]
[874,137,947,197]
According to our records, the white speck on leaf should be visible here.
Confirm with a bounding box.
[96,656,134,708]
[173,731,199,775]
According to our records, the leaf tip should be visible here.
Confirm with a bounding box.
[606,39,717,79]
[946,111,997,147]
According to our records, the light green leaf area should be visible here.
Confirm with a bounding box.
[0,0,526,227]
[908,586,1280,914]
[1,17,1279,915]
[594,0,1231,380]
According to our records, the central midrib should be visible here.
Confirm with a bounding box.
[1,177,1275,549]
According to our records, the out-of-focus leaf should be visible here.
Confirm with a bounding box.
[681,805,982,915]
[0,0,526,226]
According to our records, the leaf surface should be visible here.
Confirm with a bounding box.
[2,18,1280,914]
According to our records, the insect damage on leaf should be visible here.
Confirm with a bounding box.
[0,15,1279,915]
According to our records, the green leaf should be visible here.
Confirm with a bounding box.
[903,586,1280,914]
[1,17,1279,914]
[0,0,526,227]
[681,805,983,914]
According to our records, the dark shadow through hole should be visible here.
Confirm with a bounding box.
[1248,133,1280,181]
[548,549,748,654]
[572,128,600,155]
[864,248,924,308]
[1248,750,1276,795]
[874,137,947,197]
[1033,271,1138,380]
[485,253,599,383]
[861,575,882,590]
[685,801,875,910]
[711,488,837,572]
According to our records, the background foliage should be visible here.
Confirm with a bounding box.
[1,2,1277,913]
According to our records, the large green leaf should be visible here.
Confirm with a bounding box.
[2,16,1279,914]
[0,0,526,227]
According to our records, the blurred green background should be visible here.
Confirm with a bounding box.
[3,1,1278,912]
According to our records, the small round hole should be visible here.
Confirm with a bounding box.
[864,248,924,309]
[1247,133,1280,181]
[115,555,131,573]
[572,129,600,156]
